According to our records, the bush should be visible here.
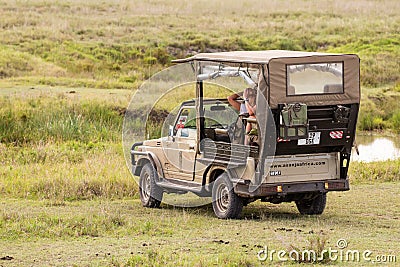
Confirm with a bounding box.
[390,111,400,133]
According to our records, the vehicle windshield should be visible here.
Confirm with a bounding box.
[204,102,238,129]
[198,63,259,89]
[174,101,238,134]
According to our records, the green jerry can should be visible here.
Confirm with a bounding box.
[279,103,308,139]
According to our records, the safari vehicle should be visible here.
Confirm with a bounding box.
[131,50,360,219]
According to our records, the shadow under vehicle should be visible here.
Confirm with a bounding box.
[131,50,360,219]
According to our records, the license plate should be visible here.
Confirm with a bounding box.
[298,132,321,145]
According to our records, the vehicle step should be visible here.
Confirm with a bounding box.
[156,179,210,196]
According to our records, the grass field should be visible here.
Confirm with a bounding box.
[1,0,399,131]
[0,88,398,266]
[1,183,399,266]
[0,0,399,86]
[0,0,400,266]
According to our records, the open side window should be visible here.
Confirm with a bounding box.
[173,107,197,138]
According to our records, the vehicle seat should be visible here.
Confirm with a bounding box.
[214,129,230,142]
[324,84,343,93]
[204,128,216,140]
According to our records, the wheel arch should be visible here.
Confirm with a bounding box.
[134,152,164,180]
[135,157,151,175]
[206,165,229,185]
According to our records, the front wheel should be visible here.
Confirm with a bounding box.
[295,193,326,215]
[139,163,163,208]
[212,173,243,219]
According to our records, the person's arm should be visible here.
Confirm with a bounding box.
[245,101,256,116]
[227,93,241,111]
[243,88,256,116]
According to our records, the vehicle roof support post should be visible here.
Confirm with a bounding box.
[252,65,276,191]
[196,79,204,154]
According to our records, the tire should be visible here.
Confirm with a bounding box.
[295,193,326,215]
[212,173,243,219]
[139,163,163,208]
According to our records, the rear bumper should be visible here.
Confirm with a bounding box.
[234,179,349,198]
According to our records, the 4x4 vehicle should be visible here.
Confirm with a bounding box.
[131,50,360,219]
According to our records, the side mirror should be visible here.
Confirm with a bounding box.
[168,125,174,136]
[181,128,189,137]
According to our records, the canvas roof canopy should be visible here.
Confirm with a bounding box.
[173,50,360,108]
[172,50,346,64]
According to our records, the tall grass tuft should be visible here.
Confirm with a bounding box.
[390,111,400,134]
[0,142,138,200]
[0,95,123,145]
[349,159,400,184]
[0,93,137,201]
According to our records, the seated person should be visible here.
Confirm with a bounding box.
[227,88,257,144]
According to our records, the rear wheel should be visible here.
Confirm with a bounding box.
[212,173,243,219]
[295,193,326,215]
[139,163,163,208]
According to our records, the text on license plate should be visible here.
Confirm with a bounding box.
[298,132,321,145]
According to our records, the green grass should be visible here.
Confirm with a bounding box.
[0,1,400,265]
[2,138,398,202]
[0,88,137,200]
[0,88,398,266]
[0,183,399,266]
[0,87,398,202]
[1,0,400,131]
[349,160,400,184]
[328,37,400,87]
[0,88,128,145]
[0,0,399,88]
[0,142,137,200]
[0,0,400,131]
[358,84,400,132]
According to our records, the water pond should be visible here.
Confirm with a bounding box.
[352,135,400,162]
